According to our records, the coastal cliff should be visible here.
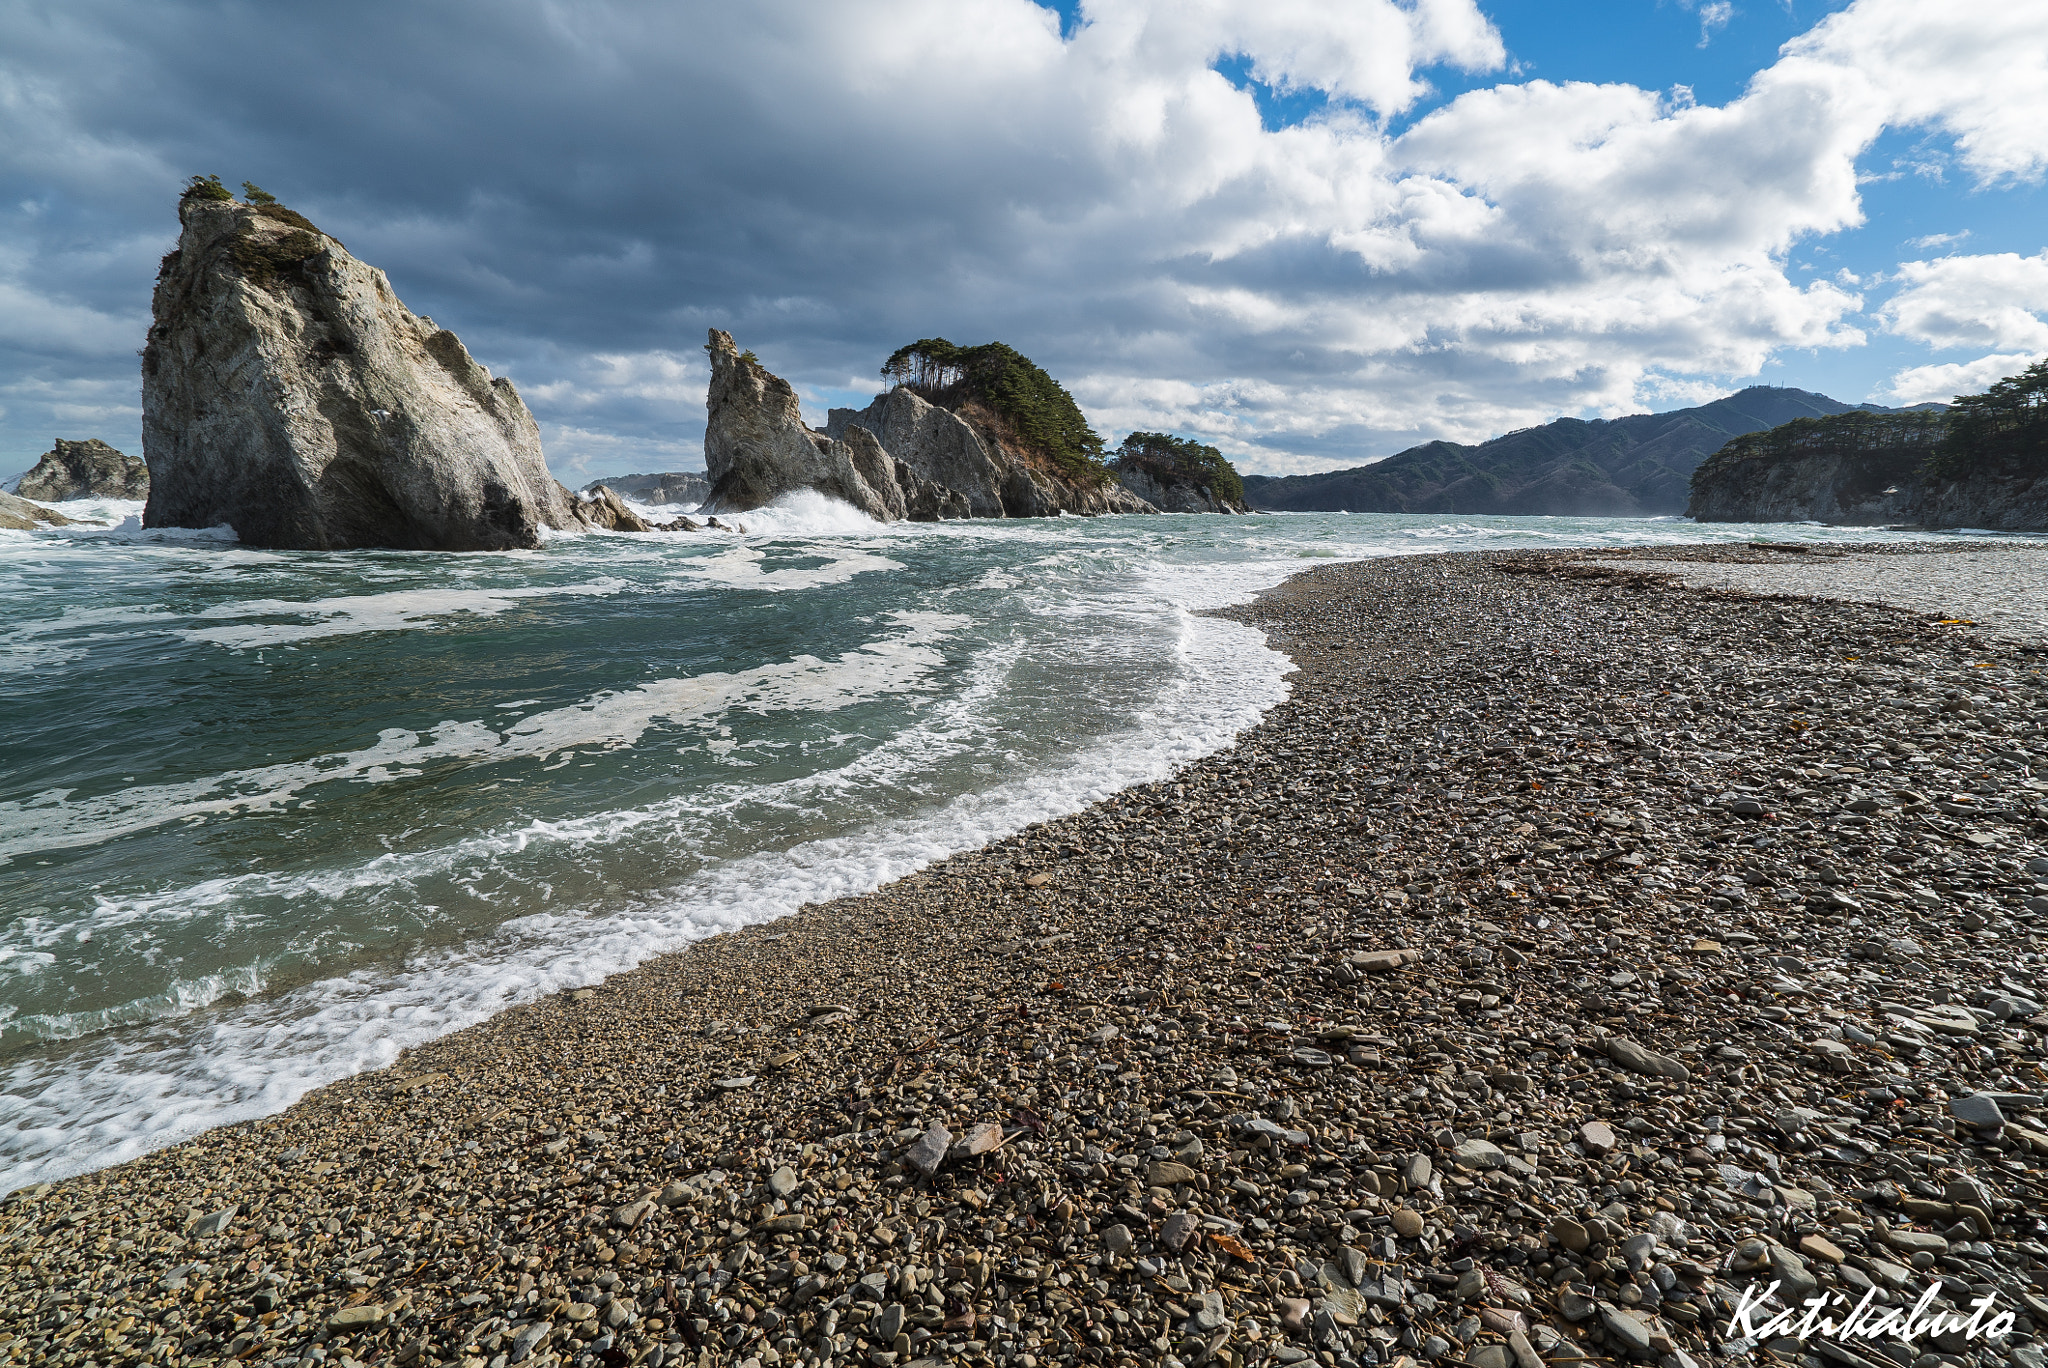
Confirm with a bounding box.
[141,181,593,551]
[1688,364,2047,530]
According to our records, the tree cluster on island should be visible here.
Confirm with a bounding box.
[1108,431,1246,508]
[881,338,1111,485]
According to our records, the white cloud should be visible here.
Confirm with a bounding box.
[1879,251,2048,351]
[1907,230,1969,250]
[1884,351,2047,405]
[1688,1,1734,48]
[0,0,2044,476]
[1778,0,2048,185]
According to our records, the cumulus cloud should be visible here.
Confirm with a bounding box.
[1878,250,2048,352]
[1885,351,2047,405]
[0,0,2043,477]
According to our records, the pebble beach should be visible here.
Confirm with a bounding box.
[6,540,2048,1368]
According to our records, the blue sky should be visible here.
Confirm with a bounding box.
[1,0,2043,481]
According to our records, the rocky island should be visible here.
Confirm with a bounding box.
[14,438,149,501]
[705,332,1158,521]
[1109,432,1248,514]
[1688,363,2048,531]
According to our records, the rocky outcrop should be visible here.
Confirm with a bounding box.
[704,331,1155,523]
[0,491,77,531]
[581,471,709,507]
[1114,464,1244,513]
[701,331,969,522]
[141,193,594,551]
[574,485,652,532]
[16,439,149,501]
[825,384,1156,519]
[825,388,1007,517]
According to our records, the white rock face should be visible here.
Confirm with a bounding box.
[702,330,907,521]
[142,195,586,550]
[825,388,1009,518]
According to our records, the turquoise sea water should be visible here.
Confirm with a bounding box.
[0,495,1992,1188]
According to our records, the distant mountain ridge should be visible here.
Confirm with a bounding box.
[1241,387,1923,517]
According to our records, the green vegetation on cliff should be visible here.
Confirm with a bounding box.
[1690,408,1946,487]
[882,339,1108,482]
[1111,431,1244,506]
[1934,360,2048,475]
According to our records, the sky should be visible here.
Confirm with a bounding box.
[2,0,2045,483]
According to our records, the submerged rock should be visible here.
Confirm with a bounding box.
[15,439,149,501]
[0,490,77,531]
[141,191,589,550]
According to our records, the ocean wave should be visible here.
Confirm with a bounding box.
[0,610,966,863]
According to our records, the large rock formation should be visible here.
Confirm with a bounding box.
[701,331,969,522]
[16,439,149,501]
[142,191,591,550]
[0,491,77,531]
[823,388,1008,517]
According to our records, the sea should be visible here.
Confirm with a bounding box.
[0,495,1992,1190]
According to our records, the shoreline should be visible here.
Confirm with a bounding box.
[5,541,2047,1368]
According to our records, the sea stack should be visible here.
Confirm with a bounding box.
[15,439,150,501]
[141,185,586,550]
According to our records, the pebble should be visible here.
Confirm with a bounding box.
[5,543,2047,1368]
